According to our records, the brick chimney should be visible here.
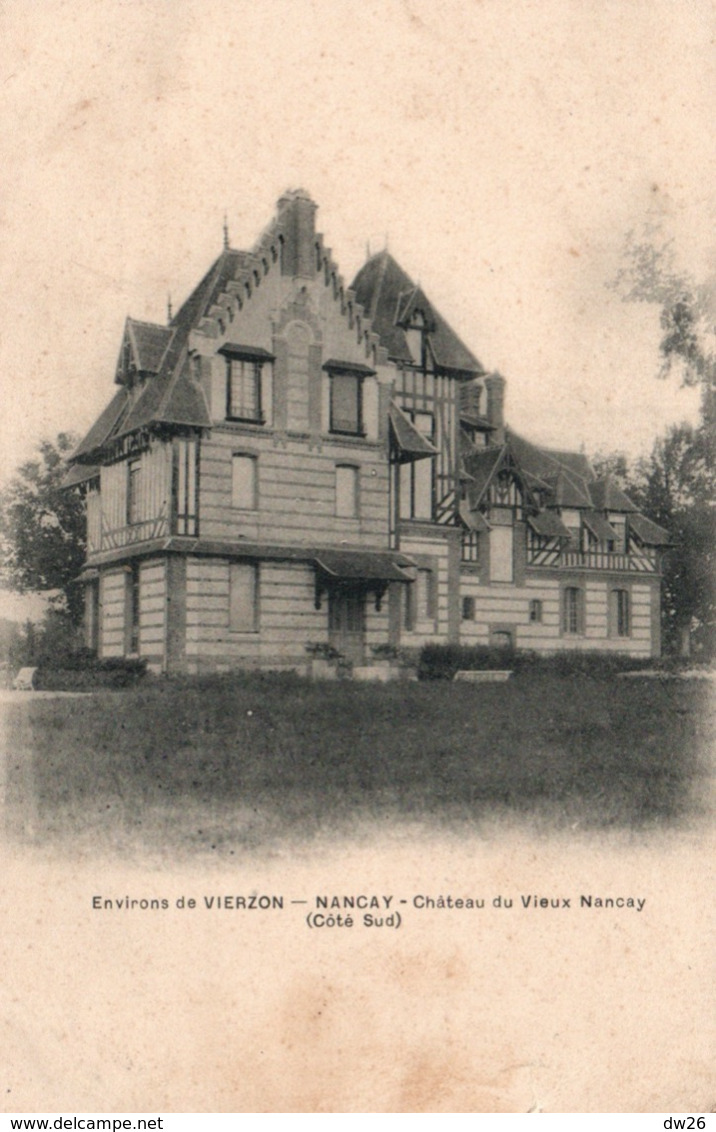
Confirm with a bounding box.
[277,189,317,279]
[484,372,506,444]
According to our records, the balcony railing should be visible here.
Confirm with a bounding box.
[528,546,658,573]
[95,510,170,552]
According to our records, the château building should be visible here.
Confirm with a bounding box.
[65,190,670,672]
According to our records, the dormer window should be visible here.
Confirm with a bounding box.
[219,345,274,425]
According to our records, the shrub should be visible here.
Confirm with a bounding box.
[305,642,343,660]
[417,643,659,680]
[33,654,148,690]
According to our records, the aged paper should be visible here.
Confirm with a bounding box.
[1,0,714,1114]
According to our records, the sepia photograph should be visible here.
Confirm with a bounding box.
[0,0,713,1114]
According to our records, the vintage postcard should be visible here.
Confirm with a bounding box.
[1,0,713,1114]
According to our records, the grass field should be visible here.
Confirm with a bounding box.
[3,671,713,854]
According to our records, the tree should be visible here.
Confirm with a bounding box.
[0,434,86,625]
[610,230,715,656]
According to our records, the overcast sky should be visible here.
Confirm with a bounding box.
[1,0,713,491]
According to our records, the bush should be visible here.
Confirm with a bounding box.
[33,653,148,690]
[417,643,659,680]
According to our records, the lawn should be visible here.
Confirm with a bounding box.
[3,672,713,854]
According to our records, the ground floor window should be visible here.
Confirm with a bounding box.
[85,580,100,652]
[404,568,436,630]
[229,562,259,632]
[562,586,583,635]
[490,628,513,649]
[127,563,140,654]
[610,588,631,637]
[529,598,543,623]
[462,595,476,621]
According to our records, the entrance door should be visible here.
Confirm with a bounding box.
[328,589,366,665]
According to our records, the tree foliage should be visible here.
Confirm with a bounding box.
[608,230,715,656]
[0,434,86,624]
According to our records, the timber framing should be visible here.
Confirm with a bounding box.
[65,189,669,671]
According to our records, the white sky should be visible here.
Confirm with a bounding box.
[0,0,713,489]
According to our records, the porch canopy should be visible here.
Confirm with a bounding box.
[312,548,415,610]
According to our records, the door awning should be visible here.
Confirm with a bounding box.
[313,549,415,612]
[313,549,415,583]
[389,402,438,463]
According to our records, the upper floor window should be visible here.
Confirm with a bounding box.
[127,457,142,525]
[335,464,358,518]
[330,371,364,436]
[219,345,274,425]
[232,454,257,510]
[172,437,199,536]
[227,358,263,422]
[490,525,514,583]
[399,412,434,520]
[611,518,627,554]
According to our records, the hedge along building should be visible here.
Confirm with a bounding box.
[64,190,671,673]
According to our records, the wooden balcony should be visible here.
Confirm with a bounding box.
[528,546,658,573]
[88,508,171,555]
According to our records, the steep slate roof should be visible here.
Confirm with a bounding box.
[589,477,639,513]
[351,251,483,375]
[125,319,173,375]
[72,388,132,461]
[71,250,244,463]
[629,513,673,547]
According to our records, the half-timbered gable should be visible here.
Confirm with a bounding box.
[65,190,669,672]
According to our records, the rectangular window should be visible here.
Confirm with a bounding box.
[172,438,199,536]
[127,457,142,525]
[611,589,630,637]
[335,465,358,518]
[417,568,436,620]
[86,580,100,652]
[127,563,140,654]
[399,412,435,520]
[404,583,415,632]
[611,519,626,554]
[232,454,257,510]
[490,526,514,582]
[226,358,264,423]
[229,562,258,632]
[462,595,475,621]
[529,599,543,623]
[563,587,582,635]
[329,372,363,435]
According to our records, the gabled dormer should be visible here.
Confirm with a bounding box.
[115,318,173,388]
